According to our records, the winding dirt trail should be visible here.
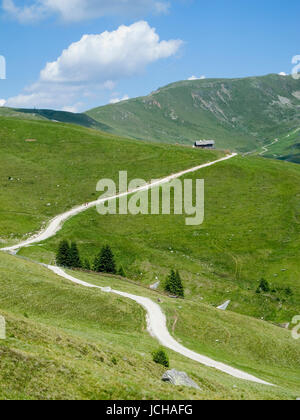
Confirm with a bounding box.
[1,152,273,385]
[259,138,279,156]
[1,154,237,253]
[48,265,271,386]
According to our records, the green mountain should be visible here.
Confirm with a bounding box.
[87,74,300,153]
[0,107,110,131]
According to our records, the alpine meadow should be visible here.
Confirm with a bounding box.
[0,0,300,404]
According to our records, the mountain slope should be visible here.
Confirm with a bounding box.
[87,74,300,152]
[0,107,109,131]
[0,252,299,399]
[263,128,300,164]
[0,116,223,247]
[21,153,300,324]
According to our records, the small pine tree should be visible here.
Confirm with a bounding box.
[257,278,270,293]
[165,269,177,295]
[117,266,126,277]
[56,240,71,267]
[152,348,169,368]
[175,270,184,298]
[83,259,91,271]
[164,270,184,297]
[69,242,82,268]
[93,245,117,274]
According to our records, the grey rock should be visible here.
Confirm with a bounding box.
[278,323,290,329]
[162,369,201,390]
[150,281,160,290]
[217,300,231,311]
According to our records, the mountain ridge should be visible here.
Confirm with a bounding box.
[86,73,300,153]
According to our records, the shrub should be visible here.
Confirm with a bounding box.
[152,348,169,368]
[83,259,91,270]
[117,266,126,277]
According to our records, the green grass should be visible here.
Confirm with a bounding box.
[2,115,300,399]
[23,154,300,323]
[0,116,222,246]
[0,252,299,400]
[87,74,300,152]
[263,128,300,163]
[0,107,108,131]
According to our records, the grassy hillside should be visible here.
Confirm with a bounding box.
[263,128,300,164]
[0,252,299,399]
[23,155,300,323]
[0,116,223,247]
[0,107,107,131]
[87,74,300,152]
[1,115,300,399]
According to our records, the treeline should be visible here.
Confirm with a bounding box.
[56,240,126,276]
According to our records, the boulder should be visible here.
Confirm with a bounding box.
[150,281,160,290]
[217,300,231,311]
[162,369,201,390]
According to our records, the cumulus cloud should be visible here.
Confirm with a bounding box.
[41,21,182,83]
[5,21,182,111]
[0,99,6,106]
[2,0,170,23]
[278,72,288,76]
[188,75,206,81]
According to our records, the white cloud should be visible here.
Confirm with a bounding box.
[109,95,130,104]
[2,0,170,23]
[0,99,6,106]
[40,21,182,83]
[5,21,182,111]
[278,72,288,76]
[188,75,206,81]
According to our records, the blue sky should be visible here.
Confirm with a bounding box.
[0,0,299,111]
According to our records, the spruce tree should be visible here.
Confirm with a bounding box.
[164,269,184,297]
[175,270,184,298]
[69,242,82,268]
[93,245,117,274]
[56,240,71,267]
[165,270,177,295]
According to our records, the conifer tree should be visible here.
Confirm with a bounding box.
[93,245,117,274]
[175,270,184,298]
[69,242,82,268]
[164,269,177,295]
[56,240,71,267]
[164,269,184,297]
